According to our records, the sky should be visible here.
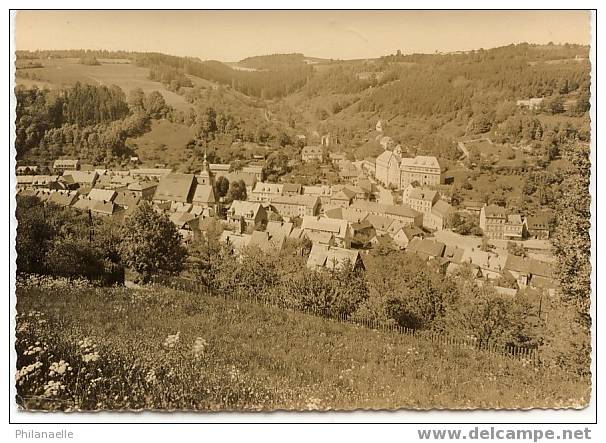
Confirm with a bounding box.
[15,10,591,61]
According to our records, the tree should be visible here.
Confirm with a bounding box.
[128,88,145,113]
[226,179,247,202]
[552,143,591,315]
[16,196,54,274]
[214,175,230,198]
[144,91,168,119]
[118,202,187,282]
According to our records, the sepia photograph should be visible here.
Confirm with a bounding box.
[11,9,594,415]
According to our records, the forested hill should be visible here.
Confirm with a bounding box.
[238,53,307,70]
[17,43,590,105]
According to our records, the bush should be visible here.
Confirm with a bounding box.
[118,202,187,282]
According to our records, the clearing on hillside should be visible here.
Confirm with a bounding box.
[16,58,193,111]
[127,119,197,168]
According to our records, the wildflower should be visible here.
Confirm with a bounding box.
[163,332,180,349]
[43,380,65,397]
[49,360,69,375]
[305,397,322,410]
[82,352,100,363]
[192,337,208,358]
[16,362,43,384]
[145,370,157,384]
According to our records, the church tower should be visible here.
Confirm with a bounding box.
[198,150,214,186]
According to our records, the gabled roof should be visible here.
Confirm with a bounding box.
[386,204,421,219]
[153,173,196,203]
[248,230,283,253]
[131,168,172,177]
[462,200,485,209]
[323,207,368,223]
[526,214,551,230]
[307,244,362,271]
[442,245,465,263]
[169,211,197,228]
[431,200,453,218]
[87,188,117,203]
[408,188,438,202]
[407,238,446,258]
[377,189,395,205]
[365,214,394,232]
[282,183,302,194]
[507,214,524,224]
[400,155,443,171]
[301,215,349,238]
[72,197,95,211]
[288,227,303,239]
[394,225,424,240]
[114,191,141,208]
[462,249,506,271]
[229,200,263,219]
[271,195,319,209]
[266,221,294,239]
[483,204,507,218]
[220,232,251,252]
[192,184,215,205]
[504,255,555,279]
[47,192,78,207]
[331,188,355,201]
[91,200,123,215]
[305,230,334,245]
[376,150,400,165]
[357,179,374,194]
[253,182,283,194]
[302,185,332,197]
[64,171,98,185]
[127,181,158,192]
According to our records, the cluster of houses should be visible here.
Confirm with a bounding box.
[16,134,556,294]
[404,237,558,295]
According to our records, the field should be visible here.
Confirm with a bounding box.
[127,119,197,168]
[16,278,589,411]
[16,58,193,111]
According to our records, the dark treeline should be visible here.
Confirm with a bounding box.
[382,42,589,64]
[133,52,312,99]
[148,64,193,91]
[238,53,306,70]
[304,65,375,96]
[63,83,130,126]
[15,83,164,162]
[16,49,134,60]
[356,60,588,117]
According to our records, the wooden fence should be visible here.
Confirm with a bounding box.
[149,275,539,365]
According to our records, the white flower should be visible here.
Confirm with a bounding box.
[192,337,208,358]
[49,360,69,375]
[163,332,181,349]
[82,352,100,363]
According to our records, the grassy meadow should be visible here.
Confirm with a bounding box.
[16,278,589,411]
[16,58,192,111]
[127,119,197,168]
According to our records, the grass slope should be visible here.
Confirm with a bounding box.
[127,119,197,168]
[16,282,588,411]
[16,58,192,111]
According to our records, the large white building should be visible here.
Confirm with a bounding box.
[375,150,401,188]
[400,156,444,188]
